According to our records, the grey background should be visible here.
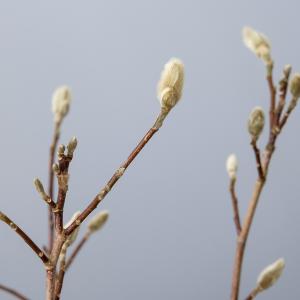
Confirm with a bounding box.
[0,0,299,299]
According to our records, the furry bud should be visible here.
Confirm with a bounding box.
[248,107,265,140]
[67,137,78,157]
[52,86,71,123]
[290,73,300,99]
[242,27,272,65]
[88,210,109,233]
[256,258,285,292]
[64,211,81,246]
[157,58,184,111]
[226,154,238,180]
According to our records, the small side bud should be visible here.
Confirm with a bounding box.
[52,163,60,174]
[290,73,300,99]
[88,210,109,233]
[157,58,184,112]
[256,258,285,292]
[283,64,292,77]
[34,178,45,195]
[226,154,238,180]
[67,137,78,157]
[248,106,265,141]
[34,178,49,202]
[57,144,65,155]
[52,86,72,124]
[242,27,272,67]
[64,211,81,246]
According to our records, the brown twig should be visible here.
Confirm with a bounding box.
[245,287,259,300]
[0,284,29,300]
[229,178,242,235]
[54,154,72,233]
[279,97,298,130]
[267,72,276,131]
[65,113,163,236]
[275,66,291,125]
[230,70,298,300]
[65,232,91,271]
[0,211,49,264]
[48,122,60,251]
[250,139,264,180]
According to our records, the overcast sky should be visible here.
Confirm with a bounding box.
[0,1,299,299]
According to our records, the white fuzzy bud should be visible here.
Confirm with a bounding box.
[52,86,71,123]
[248,106,265,141]
[64,211,81,246]
[256,258,285,292]
[157,58,184,111]
[67,137,78,157]
[290,73,300,99]
[242,27,272,65]
[226,154,238,180]
[88,210,109,233]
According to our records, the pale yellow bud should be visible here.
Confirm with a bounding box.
[67,136,78,157]
[88,210,109,233]
[290,73,300,99]
[52,86,71,123]
[257,258,285,292]
[248,106,265,140]
[157,58,184,111]
[64,211,81,246]
[242,27,272,65]
[226,154,238,180]
[34,178,45,196]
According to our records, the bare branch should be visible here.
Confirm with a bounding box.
[250,139,264,180]
[0,284,29,300]
[65,113,164,236]
[229,178,242,235]
[65,232,91,271]
[0,211,49,264]
[48,122,60,251]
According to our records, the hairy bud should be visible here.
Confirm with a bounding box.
[64,211,81,246]
[290,73,300,99]
[157,58,184,111]
[256,258,285,292]
[226,154,238,180]
[52,163,60,174]
[242,27,272,66]
[34,178,50,202]
[248,107,265,140]
[67,137,78,157]
[88,210,109,233]
[52,86,71,123]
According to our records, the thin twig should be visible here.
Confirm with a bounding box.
[229,178,242,235]
[230,70,298,300]
[279,97,298,130]
[0,211,49,264]
[54,154,72,233]
[65,232,91,271]
[267,72,276,131]
[54,244,68,300]
[0,284,29,300]
[250,139,264,180]
[275,67,290,126]
[65,113,164,236]
[245,287,259,300]
[48,122,60,251]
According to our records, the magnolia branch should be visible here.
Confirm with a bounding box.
[48,122,60,251]
[229,178,242,235]
[0,284,29,300]
[65,119,161,236]
[0,211,49,264]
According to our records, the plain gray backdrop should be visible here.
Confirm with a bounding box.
[0,1,299,299]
